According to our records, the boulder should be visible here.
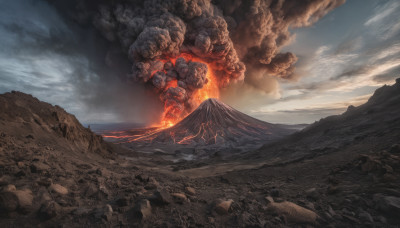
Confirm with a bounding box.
[94,204,113,221]
[135,174,149,183]
[14,189,34,212]
[214,199,233,215]
[116,197,129,207]
[266,201,317,224]
[37,187,52,202]
[49,184,68,195]
[305,188,319,200]
[133,199,151,220]
[358,211,373,223]
[265,196,274,204]
[0,176,11,186]
[171,193,187,203]
[149,189,171,205]
[270,189,280,197]
[373,194,400,215]
[144,177,159,190]
[37,178,52,187]
[30,162,51,173]
[0,188,34,213]
[3,184,16,192]
[185,187,196,195]
[84,183,99,197]
[0,191,19,212]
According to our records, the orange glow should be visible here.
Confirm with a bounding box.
[155,53,220,129]
[100,54,221,143]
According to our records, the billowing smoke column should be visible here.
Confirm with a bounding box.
[66,0,345,126]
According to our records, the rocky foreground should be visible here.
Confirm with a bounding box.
[0,79,400,227]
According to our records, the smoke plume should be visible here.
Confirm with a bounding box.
[53,0,345,124]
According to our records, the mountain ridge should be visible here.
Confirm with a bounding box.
[241,78,400,164]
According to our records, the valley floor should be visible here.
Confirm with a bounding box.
[1,128,400,227]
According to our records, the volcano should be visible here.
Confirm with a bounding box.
[127,98,295,147]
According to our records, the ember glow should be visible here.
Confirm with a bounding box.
[155,53,220,128]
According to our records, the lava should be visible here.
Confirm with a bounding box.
[155,53,220,129]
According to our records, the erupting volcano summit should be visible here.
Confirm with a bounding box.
[152,98,294,146]
[108,98,295,147]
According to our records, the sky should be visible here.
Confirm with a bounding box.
[245,0,400,123]
[0,0,399,124]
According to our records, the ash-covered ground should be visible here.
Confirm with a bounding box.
[1,79,400,227]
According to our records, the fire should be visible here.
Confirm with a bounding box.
[100,54,220,143]
[155,53,220,128]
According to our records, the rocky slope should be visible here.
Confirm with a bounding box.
[249,78,400,164]
[0,91,113,158]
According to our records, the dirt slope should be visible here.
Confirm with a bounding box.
[0,91,113,158]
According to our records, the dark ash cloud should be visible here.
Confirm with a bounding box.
[49,0,344,121]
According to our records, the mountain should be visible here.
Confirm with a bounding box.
[244,78,400,164]
[147,98,295,147]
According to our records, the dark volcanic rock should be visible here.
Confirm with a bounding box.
[214,199,233,215]
[38,201,61,220]
[374,194,400,215]
[150,189,172,205]
[133,199,152,220]
[0,191,19,213]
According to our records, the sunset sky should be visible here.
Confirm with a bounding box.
[0,0,399,124]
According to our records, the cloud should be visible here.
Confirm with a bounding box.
[364,1,400,40]
[364,1,400,26]
[373,65,400,83]
[334,36,363,55]
[250,94,370,124]
[0,0,160,124]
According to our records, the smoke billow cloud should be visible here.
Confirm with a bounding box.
[51,0,345,122]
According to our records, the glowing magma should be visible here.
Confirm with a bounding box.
[156,53,220,128]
